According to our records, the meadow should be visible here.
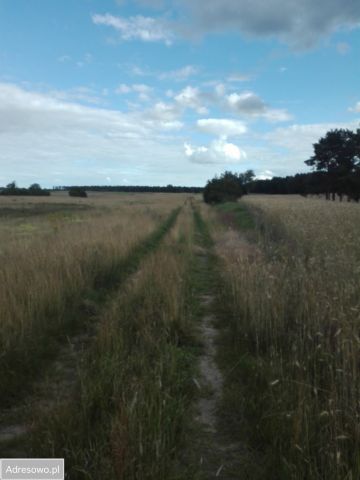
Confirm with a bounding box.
[0,192,185,402]
[0,192,359,480]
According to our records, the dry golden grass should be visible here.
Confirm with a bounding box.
[0,193,186,404]
[211,195,360,479]
[29,201,197,479]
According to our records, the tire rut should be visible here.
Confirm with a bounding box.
[0,208,181,457]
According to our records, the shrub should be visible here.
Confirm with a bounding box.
[203,170,254,204]
[69,187,87,198]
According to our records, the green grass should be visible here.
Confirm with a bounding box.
[192,207,214,249]
[215,201,255,230]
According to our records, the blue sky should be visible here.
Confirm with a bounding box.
[0,0,359,187]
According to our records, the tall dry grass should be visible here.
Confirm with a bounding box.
[30,204,197,479]
[212,196,360,479]
[0,194,184,405]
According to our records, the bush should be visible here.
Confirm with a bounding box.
[68,187,87,198]
[203,170,254,204]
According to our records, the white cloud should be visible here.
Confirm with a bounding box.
[181,0,360,48]
[266,121,360,166]
[157,120,184,130]
[115,83,153,100]
[0,82,191,186]
[184,137,247,164]
[159,65,199,81]
[92,13,174,45]
[174,86,208,114]
[197,118,247,137]
[48,86,105,105]
[256,170,274,180]
[148,101,181,121]
[349,101,360,113]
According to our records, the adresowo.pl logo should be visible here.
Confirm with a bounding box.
[0,459,64,480]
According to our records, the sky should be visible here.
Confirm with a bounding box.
[0,0,359,187]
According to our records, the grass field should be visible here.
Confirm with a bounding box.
[0,192,359,479]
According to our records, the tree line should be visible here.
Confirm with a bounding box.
[204,127,360,203]
[0,183,203,197]
[54,185,203,194]
[0,182,50,196]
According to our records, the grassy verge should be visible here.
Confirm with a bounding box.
[1,208,180,409]
[28,206,199,479]
[215,201,255,230]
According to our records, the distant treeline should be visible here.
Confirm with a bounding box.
[54,185,203,194]
[0,182,50,196]
[250,171,360,201]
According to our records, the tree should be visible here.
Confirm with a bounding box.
[203,171,246,204]
[6,181,16,190]
[305,128,360,200]
[238,169,255,193]
[29,183,41,191]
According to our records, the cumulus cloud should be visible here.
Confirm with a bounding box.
[144,101,184,130]
[92,13,174,45]
[226,91,291,121]
[148,101,181,121]
[171,84,290,122]
[181,0,360,47]
[197,118,247,137]
[174,86,208,114]
[184,137,246,164]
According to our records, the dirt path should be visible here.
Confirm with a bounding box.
[190,238,247,479]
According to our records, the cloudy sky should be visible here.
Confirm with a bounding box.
[0,0,359,187]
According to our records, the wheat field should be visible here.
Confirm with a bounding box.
[211,195,360,479]
[1,192,359,479]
